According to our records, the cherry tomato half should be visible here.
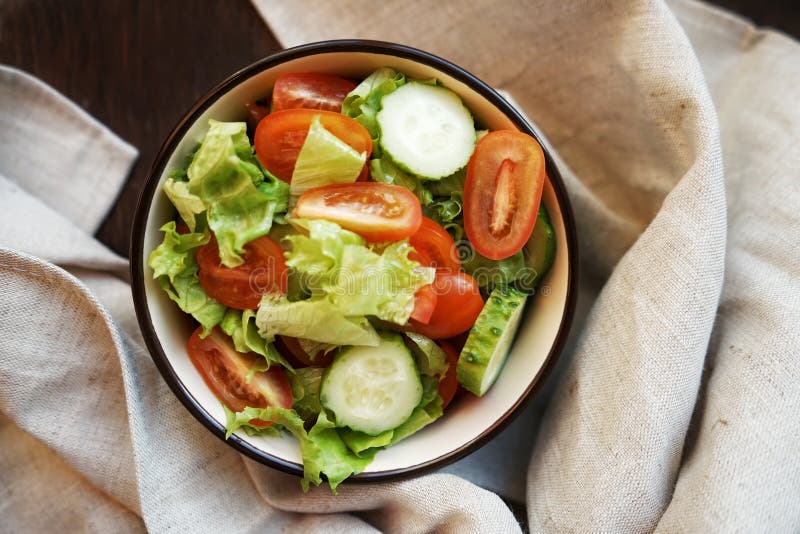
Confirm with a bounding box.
[274,335,334,368]
[437,340,460,410]
[293,182,422,242]
[464,130,545,260]
[409,216,461,272]
[187,326,293,424]
[409,283,438,324]
[196,235,287,310]
[409,272,484,339]
[254,109,372,183]
[271,73,357,113]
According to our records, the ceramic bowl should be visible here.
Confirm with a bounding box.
[131,40,578,482]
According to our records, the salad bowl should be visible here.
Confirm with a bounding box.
[131,40,578,483]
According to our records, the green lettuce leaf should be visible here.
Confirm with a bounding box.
[338,428,394,456]
[370,157,433,205]
[281,219,435,327]
[222,404,280,438]
[147,221,226,333]
[426,167,466,197]
[462,246,527,288]
[256,294,380,347]
[290,115,366,195]
[404,332,449,380]
[291,366,325,419]
[332,240,434,324]
[224,407,375,492]
[186,120,289,267]
[389,374,443,445]
[163,179,205,232]
[341,67,406,146]
[284,219,365,291]
[219,309,290,369]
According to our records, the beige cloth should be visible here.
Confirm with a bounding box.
[2,0,799,531]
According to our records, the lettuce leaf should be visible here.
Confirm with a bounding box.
[334,240,434,324]
[284,219,365,291]
[290,366,325,419]
[147,221,226,333]
[338,427,394,456]
[290,115,366,195]
[462,246,527,288]
[342,67,406,147]
[219,309,290,369]
[404,332,449,380]
[186,120,289,267]
[388,374,443,444]
[256,294,380,347]
[279,219,435,328]
[163,179,205,232]
[370,157,433,205]
[224,407,376,492]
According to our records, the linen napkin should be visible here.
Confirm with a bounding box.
[2,0,799,531]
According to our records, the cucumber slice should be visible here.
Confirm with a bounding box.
[320,332,422,435]
[457,286,527,396]
[377,82,475,179]
[522,206,557,290]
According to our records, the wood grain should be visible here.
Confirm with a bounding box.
[0,0,281,256]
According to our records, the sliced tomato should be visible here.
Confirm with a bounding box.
[272,73,357,113]
[409,272,484,339]
[293,182,422,242]
[274,335,334,368]
[196,235,287,310]
[187,326,293,425]
[409,216,461,272]
[437,340,460,410]
[254,109,372,183]
[464,130,546,260]
[409,283,438,324]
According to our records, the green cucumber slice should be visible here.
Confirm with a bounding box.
[457,286,527,396]
[520,206,557,292]
[377,82,476,179]
[320,332,422,435]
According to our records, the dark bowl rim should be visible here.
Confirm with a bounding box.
[130,39,579,484]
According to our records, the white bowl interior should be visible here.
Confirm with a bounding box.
[142,51,571,473]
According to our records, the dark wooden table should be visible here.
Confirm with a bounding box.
[1,0,797,258]
[1,0,797,528]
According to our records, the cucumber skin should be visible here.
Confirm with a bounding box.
[457,285,527,396]
[519,206,556,292]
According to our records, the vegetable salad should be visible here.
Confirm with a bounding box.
[148,68,555,491]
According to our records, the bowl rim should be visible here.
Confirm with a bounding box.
[130,39,579,483]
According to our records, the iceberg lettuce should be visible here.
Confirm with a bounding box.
[185,120,289,267]
[147,221,226,333]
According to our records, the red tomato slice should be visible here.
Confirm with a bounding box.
[409,216,461,272]
[197,235,287,310]
[293,182,422,242]
[437,340,460,410]
[274,335,334,368]
[409,272,484,339]
[187,326,293,424]
[254,109,372,183]
[464,130,546,260]
[272,73,357,113]
[410,283,438,324]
